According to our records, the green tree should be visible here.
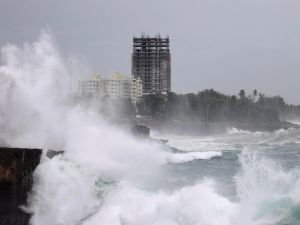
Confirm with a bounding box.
[239,89,246,99]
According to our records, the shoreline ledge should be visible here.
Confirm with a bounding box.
[0,147,62,225]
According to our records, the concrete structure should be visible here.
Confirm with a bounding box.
[132,34,171,94]
[78,73,142,104]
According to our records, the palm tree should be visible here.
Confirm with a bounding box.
[253,89,258,102]
[239,90,246,99]
[253,89,257,97]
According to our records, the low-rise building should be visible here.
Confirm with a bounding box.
[78,72,142,104]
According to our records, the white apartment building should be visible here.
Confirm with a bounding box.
[78,73,142,104]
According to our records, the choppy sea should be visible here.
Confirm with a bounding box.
[1,32,300,225]
[26,127,300,225]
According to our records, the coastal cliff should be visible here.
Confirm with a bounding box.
[0,148,42,225]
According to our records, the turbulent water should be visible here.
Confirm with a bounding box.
[1,32,300,225]
[26,128,300,225]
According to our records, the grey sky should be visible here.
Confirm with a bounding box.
[1,0,300,104]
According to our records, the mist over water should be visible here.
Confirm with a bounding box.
[1,32,300,225]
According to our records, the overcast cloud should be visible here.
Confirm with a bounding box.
[1,0,300,103]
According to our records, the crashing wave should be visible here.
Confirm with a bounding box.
[166,151,222,163]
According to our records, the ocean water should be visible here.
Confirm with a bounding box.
[1,32,300,225]
[150,128,300,225]
[24,128,300,225]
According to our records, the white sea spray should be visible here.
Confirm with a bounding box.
[1,32,300,225]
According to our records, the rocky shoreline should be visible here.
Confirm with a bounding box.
[0,148,63,225]
[0,148,42,225]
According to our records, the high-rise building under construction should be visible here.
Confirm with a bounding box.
[132,34,171,94]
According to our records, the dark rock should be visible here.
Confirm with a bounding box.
[0,147,63,225]
[0,147,42,225]
[130,125,150,138]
